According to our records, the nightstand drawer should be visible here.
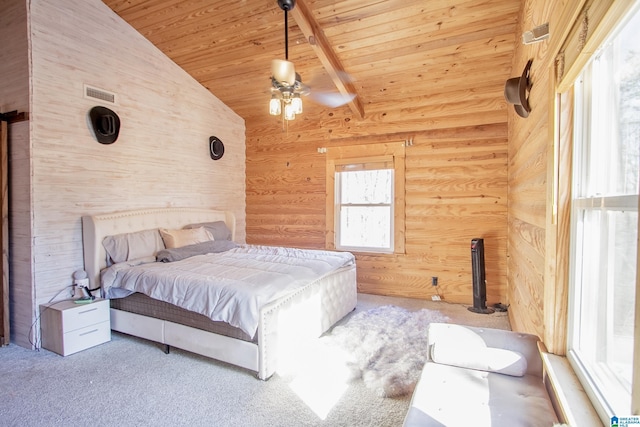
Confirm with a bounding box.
[61,301,109,332]
[62,320,111,356]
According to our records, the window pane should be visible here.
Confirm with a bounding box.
[339,169,392,204]
[574,209,637,410]
[336,167,394,252]
[584,10,640,197]
[339,206,391,249]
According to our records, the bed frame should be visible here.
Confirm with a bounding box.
[81,207,357,380]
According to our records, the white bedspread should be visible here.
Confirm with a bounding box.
[101,245,355,337]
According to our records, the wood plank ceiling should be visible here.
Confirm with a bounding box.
[103,0,521,125]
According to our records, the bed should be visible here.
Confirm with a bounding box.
[81,207,357,380]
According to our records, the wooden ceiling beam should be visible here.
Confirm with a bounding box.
[291,0,365,119]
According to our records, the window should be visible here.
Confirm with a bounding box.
[335,162,394,252]
[568,5,640,420]
[325,142,405,254]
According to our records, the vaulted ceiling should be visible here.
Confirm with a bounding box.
[103,0,521,125]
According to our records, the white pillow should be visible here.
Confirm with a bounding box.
[102,229,165,264]
[159,227,213,249]
[184,221,233,241]
[430,342,527,377]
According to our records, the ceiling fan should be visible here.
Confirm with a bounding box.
[269,0,355,120]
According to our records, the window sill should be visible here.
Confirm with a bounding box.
[538,343,602,426]
[348,251,402,257]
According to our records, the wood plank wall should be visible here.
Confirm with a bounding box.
[3,0,246,348]
[0,0,33,349]
[506,0,581,342]
[506,5,552,337]
[246,104,509,305]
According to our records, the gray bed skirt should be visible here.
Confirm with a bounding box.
[110,293,256,343]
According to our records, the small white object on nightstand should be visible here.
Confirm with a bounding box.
[39,298,111,356]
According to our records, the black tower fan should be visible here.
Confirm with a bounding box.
[468,238,494,314]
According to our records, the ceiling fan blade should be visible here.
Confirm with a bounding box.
[271,59,296,86]
[308,91,357,108]
[303,70,357,107]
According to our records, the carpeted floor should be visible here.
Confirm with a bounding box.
[0,294,510,427]
[355,294,510,330]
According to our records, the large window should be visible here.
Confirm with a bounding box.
[325,142,405,254]
[568,5,640,420]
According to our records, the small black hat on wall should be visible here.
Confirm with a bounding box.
[89,106,120,144]
[209,136,225,160]
[504,59,533,118]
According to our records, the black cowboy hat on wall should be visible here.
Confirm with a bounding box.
[504,59,533,118]
[209,136,225,160]
[89,106,120,144]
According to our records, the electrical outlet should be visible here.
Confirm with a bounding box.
[432,276,438,286]
[431,295,441,301]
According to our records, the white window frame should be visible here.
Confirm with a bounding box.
[567,5,640,421]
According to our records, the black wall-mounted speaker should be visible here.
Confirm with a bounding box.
[468,238,494,314]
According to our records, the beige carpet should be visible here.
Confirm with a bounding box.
[0,293,511,427]
[353,293,511,330]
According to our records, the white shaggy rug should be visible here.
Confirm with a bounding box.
[319,305,449,398]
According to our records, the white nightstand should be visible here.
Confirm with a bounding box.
[40,298,111,356]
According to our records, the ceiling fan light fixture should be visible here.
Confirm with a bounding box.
[284,102,296,121]
[269,94,281,115]
[266,0,357,123]
[292,94,303,114]
[269,0,303,123]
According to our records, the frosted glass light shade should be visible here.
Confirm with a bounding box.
[292,95,303,114]
[269,97,281,115]
[284,103,295,120]
[271,59,296,86]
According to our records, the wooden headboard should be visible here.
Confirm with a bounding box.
[81,207,236,290]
